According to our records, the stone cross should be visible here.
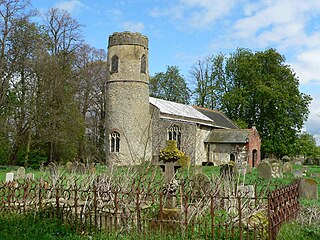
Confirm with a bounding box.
[6,172,14,182]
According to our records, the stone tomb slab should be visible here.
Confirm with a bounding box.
[257,162,272,180]
[299,178,318,200]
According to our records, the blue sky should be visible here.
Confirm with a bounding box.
[32,0,320,145]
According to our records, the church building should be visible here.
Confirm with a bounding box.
[105,32,261,167]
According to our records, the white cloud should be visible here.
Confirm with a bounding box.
[304,95,320,146]
[55,0,84,13]
[122,21,145,32]
[150,0,236,29]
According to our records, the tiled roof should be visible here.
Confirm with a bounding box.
[205,129,251,143]
[193,106,238,129]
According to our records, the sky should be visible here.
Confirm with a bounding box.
[32,0,320,145]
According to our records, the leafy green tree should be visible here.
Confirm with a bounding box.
[192,48,312,158]
[150,65,190,104]
[294,132,319,159]
[221,48,312,158]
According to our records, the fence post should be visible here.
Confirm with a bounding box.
[136,189,141,233]
[159,192,163,234]
[74,182,78,232]
[211,195,215,240]
[267,192,273,240]
[56,186,60,219]
[93,185,98,231]
[238,196,242,240]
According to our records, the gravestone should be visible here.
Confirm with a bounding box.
[65,161,73,173]
[39,161,45,172]
[89,163,96,174]
[295,161,302,166]
[257,162,272,180]
[220,162,235,179]
[311,173,320,178]
[47,162,58,178]
[77,163,86,174]
[26,173,34,180]
[246,164,252,173]
[299,178,318,200]
[71,162,78,173]
[271,162,283,178]
[237,185,255,198]
[293,169,303,178]
[6,172,14,182]
[16,167,26,179]
[283,162,293,173]
[190,173,211,195]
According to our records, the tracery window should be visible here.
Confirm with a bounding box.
[140,54,146,73]
[110,131,120,152]
[111,55,118,73]
[167,125,181,149]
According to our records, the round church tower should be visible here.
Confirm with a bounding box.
[106,32,151,165]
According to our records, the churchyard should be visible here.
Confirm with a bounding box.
[0,155,319,239]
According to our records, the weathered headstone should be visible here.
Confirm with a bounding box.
[293,169,303,178]
[71,162,78,173]
[283,162,293,173]
[26,173,34,180]
[47,162,58,178]
[271,162,283,178]
[77,163,86,174]
[6,172,14,182]
[16,167,26,179]
[257,162,272,180]
[246,164,252,174]
[311,173,320,178]
[89,163,96,174]
[190,173,211,195]
[39,161,45,172]
[65,161,73,173]
[295,161,302,166]
[237,185,255,198]
[299,178,318,200]
[220,162,235,179]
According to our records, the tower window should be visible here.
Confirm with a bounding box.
[167,125,181,149]
[110,131,120,152]
[140,54,146,73]
[111,55,118,73]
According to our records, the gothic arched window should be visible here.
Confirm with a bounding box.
[140,54,146,73]
[111,55,118,73]
[167,125,181,149]
[110,131,120,152]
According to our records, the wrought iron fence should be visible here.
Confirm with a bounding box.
[0,177,300,239]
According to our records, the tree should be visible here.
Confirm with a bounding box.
[191,48,312,158]
[150,65,190,104]
[191,54,226,109]
[294,132,319,159]
[217,48,311,158]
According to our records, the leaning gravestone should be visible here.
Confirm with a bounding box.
[190,173,211,195]
[26,173,34,180]
[257,162,272,180]
[65,161,73,173]
[283,162,293,173]
[299,178,318,200]
[16,167,26,180]
[6,172,14,182]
